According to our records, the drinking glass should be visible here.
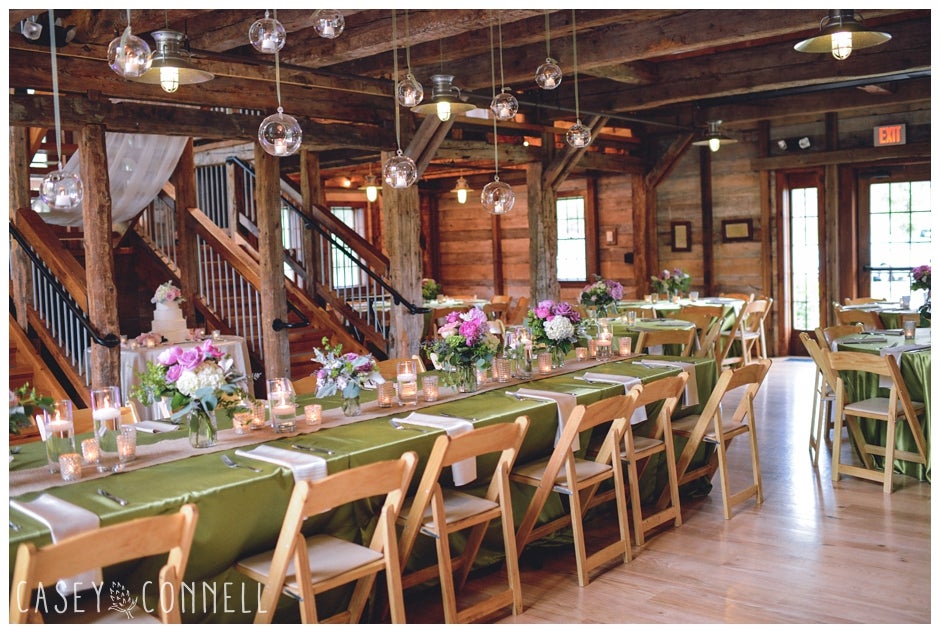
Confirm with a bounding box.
[90,386,122,472]
[397,360,419,406]
[689,291,700,301]
[267,378,297,433]
[42,400,75,474]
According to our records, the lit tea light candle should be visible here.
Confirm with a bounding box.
[495,358,511,383]
[538,352,553,374]
[146,338,156,348]
[251,401,268,429]
[54,189,70,208]
[475,367,489,385]
[596,337,612,359]
[233,412,253,435]
[422,375,439,402]
[588,339,598,359]
[58,453,83,481]
[92,405,121,422]
[261,34,277,53]
[81,438,99,465]
[117,435,136,463]
[304,404,322,426]
[377,383,395,408]
[618,338,632,356]
[575,346,588,361]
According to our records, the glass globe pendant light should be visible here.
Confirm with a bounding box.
[535,12,562,90]
[313,9,345,39]
[565,10,592,149]
[20,15,43,40]
[482,17,514,216]
[566,121,591,148]
[258,41,302,157]
[396,12,423,107]
[249,9,286,54]
[384,12,417,189]
[40,10,82,211]
[107,10,151,79]
[489,17,518,122]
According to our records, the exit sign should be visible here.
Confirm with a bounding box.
[874,124,906,146]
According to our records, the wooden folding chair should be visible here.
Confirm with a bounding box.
[843,297,886,306]
[512,391,641,587]
[668,359,772,519]
[835,308,884,330]
[816,324,864,350]
[826,350,927,494]
[719,291,755,303]
[800,332,840,468]
[10,504,198,624]
[622,372,689,546]
[236,453,418,624]
[397,417,529,624]
[375,356,428,381]
[635,327,696,357]
[674,305,723,355]
[720,299,769,368]
[482,302,509,322]
[505,296,529,325]
[71,403,139,436]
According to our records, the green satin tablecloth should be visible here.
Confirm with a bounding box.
[835,332,931,482]
[9,354,716,623]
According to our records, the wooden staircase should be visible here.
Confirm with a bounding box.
[8,320,71,446]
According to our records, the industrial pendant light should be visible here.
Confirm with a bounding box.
[385,11,417,189]
[258,28,302,157]
[692,120,737,153]
[410,74,475,122]
[40,10,82,211]
[248,9,286,54]
[565,10,591,148]
[107,9,151,79]
[134,29,214,93]
[451,176,472,205]
[360,170,379,203]
[794,10,891,60]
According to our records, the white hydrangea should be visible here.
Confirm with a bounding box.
[175,362,226,397]
[544,316,575,341]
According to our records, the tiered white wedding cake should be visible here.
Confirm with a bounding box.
[150,281,189,343]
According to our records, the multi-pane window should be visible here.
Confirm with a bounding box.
[330,206,366,289]
[556,196,586,282]
[869,180,931,304]
[789,187,819,330]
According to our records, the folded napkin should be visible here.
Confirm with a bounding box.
[512,388,580,450]
[395,413,477,485]
[873,329,903,336]
[640,318,666,322]
[840,335,888,345]
[132,420,178,434]
[575,373,647,424]
[631,360,700,407]
[10,495,102,596]
[235,445,327,482]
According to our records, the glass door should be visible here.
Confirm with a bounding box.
[780,171,824,355]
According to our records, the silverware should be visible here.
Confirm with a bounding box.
[438,412,478,422]
[291,443,334,455]
[9,520,22,531]
[97,488,129,506]
[220,454,262,473]
[389,419,422,431]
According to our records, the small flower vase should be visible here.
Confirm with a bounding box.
[551,346,566,368]
[342,396,361,417]
[187,408,217,449]
[455,364,479,393]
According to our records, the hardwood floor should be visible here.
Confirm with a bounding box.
[404,357,932,624]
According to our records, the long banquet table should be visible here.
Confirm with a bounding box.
[834,328,932,482]
[9,353,716,623]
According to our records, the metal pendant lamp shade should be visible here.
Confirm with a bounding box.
[794,10,891,60]
[692,120,737,152]
[410,74,476,122]
[134,29,214,93]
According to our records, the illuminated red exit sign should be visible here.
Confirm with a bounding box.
[873,124,906,146]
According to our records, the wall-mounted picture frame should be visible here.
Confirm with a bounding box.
[722,218,753,242]
[671,221,691,252]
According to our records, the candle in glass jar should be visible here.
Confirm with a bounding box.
[575,346,588,361]
[422,375,439,402]
[377,382,395,407]
[58,453,83,481]
[538,352,553,374]
[117,435,136,463]
[618,338,632,356]
[588,339,598,359]
[92,406,121,421]
[304,404,322,426]
[81,438,99,465]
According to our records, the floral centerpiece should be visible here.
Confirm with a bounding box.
[9,383,53,436]
[523,300,582,367]
[911,264,931,321]
[132,340,246,448]
[422,307,500,392]
[579,275,623,317]
[312,338,383,416]
[152,280,184,305]
[421,278,443,301]
[651,268,692,298]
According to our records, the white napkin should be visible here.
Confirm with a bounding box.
[840,335,887,345]
[632,360,700,407]
[877,344,931,387]
[512,388,580,450]
[235,445,327,482]
[395,413,477,486]
[10,494,102,596]
[575,373,647,424]
[132,420,178,434]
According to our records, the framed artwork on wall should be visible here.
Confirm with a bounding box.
[722,218,753,242]
[671,221,691,252]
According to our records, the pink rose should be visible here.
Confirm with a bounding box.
[165,364,182,383]
[157,346,184,366]
[176,348,203,371]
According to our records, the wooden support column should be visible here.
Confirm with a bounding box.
[80,125,120,388]
[381,151,422,357]
[526,161,559,302]
[631,173,649,299]
[299,150,322,294]
[9,126,33,330]
[171,138,199,325]
[255,145,290,379]
[698,147,714,295]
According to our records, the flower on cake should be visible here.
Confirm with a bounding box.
[152,281,185,305]
[311,338,384,399]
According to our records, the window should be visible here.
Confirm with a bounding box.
[789,186,820,331]
[868,180,931,304]
[330,206,366,289]
[556,196,586,282]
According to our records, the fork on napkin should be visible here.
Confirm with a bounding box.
[574,374,647,424]
[390,413,477,485]
[132,420,179,434]
[10,495,102,596]
[629,360,700,407]
[234,445,327,482]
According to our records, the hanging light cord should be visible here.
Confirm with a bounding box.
[544,11,551,59]
[48,9,64,171]
[119,8,132,50]
[572,9,580,121]
[498,13,506,90]
[489,18,499,179]
[404,10,413,77]
[391,11,403,154]
[274,9,284,112]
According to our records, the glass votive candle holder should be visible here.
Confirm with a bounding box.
[650,293,659,303]
[58,453,83,482]
[250,400,268,430]
[304,404,322,427]
[643,294,652,303]
[625,310,637,326]
[212,329,222,341]
[476,366,489,385]
[689,291,700,301]
[537,352,553,374]
[377,382,395,408]
[422,374,440,402]
[81,438,100,466]
[575,346,588,361]
[588,339,598,359]
[117,426,137,463]
[495,358,512,383]
[596,337,612,359]
[903,319,917,339]
[233,411,253,435]
[618,337,632,356]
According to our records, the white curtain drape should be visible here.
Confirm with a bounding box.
[32,133,188,228]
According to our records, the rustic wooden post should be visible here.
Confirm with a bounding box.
[172,138,199,324]
[381,152,423,358]
[80,125,120,388]
[632,172,649,298]
[299,150,322,295]
[225,160,239,238]
[9,126,33,330]
[255,144,291,379]
[526,161,559,303]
